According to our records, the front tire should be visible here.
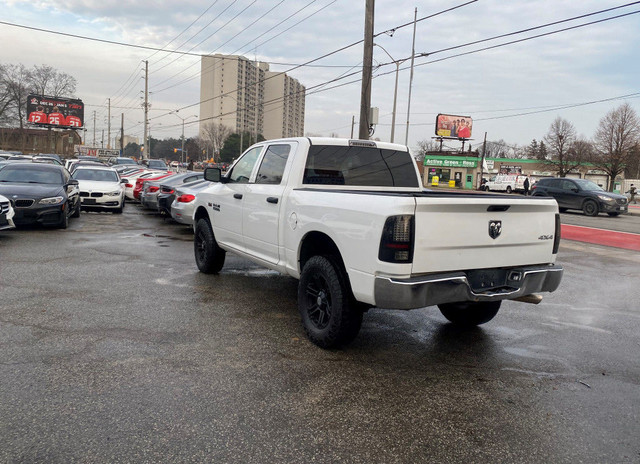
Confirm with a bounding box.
[298,256,363,348]
[194,218,225,274]
[438,301,501,326]
[71,202,81,218]
[583,199,599,217]
[58,208,69,229]
[607,212,620,217]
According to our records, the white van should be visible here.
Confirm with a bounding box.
[484,174,527,193]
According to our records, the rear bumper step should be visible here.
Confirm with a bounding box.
[374,264,563,310]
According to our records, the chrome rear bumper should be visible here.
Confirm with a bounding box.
[374,264,563,310]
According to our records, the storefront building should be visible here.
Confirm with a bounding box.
[422,153,625,191]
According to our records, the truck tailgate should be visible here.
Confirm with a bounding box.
[411,196,558,274]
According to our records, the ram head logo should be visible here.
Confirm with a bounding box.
[488,220,502,239]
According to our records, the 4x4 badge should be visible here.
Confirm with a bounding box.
[489,220,502,239]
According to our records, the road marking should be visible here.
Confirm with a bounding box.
[561,224,640,251]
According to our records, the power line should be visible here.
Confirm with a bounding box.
[150,0,323,92]
[146,0,222,62]
[150,0,248,74]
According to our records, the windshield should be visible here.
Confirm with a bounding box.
[574,179,604,191]
[148,160,167,169]
[0,166,63,184]
[117,158,138,165]
[73,169,119,182]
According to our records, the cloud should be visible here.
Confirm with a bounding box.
[1,0,639,148]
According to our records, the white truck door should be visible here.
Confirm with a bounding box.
[213,146,263,252]
[242,143,295,265]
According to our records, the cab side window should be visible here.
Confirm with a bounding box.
[228,147,262,184]
[255,145,291,185]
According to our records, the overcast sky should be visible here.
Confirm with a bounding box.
[2,0,640,152]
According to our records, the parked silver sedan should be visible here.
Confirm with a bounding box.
[170,180,210,225]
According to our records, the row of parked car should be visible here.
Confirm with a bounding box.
[0,153,206,230]
[122,166,206,225]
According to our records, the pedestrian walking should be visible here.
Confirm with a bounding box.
[523,176,530,196]
[627,184,637,204]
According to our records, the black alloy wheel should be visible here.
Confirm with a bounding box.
[583,199,599,217]
[194,218,225,274]
[298,255,363,348]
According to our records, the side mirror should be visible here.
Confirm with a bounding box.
[120,178,128,184]
[67,179,79,186]
[572,188,579,193]
[204,167,226,183]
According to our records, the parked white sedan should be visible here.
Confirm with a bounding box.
[71,166,126,214]
[0,194,16,230]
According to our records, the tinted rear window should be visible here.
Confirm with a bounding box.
[303,145,418,187]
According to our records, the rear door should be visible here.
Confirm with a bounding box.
[242,142,296,264]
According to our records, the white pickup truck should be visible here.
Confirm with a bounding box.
[192,138,562,348]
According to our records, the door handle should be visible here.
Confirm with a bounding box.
[266,197,278,204]
[233,193,243,200]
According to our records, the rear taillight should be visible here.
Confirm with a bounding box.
[553,213,561,254]
[125,183,133,188]
[148,186,159,193]
[379,215,414,263]
[177,194,196,203]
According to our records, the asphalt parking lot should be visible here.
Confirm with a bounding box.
[1,205,639,463]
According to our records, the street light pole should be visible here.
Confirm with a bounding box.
[171,112,198,168]
[374,43,402,143]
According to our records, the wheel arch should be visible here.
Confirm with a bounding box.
[298,231,346,276]
[193,205,210,225]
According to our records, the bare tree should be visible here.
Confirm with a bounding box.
[592,103,640,190]
[412,139,441,163]
[29,64,77,97]
[543,117,584,176]
[3,64,32,129]
[0,64,13,126]
[201,122,232,161]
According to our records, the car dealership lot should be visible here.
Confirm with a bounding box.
[0,206,639,463]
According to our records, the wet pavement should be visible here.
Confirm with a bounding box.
[0,205,639,463]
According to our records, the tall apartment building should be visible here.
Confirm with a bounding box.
[199,54,305,142]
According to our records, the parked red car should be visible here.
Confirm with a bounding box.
[133,172,174,201]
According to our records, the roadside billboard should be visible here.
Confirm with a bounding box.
[26,94,84,128]
[435,113,473,139]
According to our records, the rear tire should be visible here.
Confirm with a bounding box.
[194,218,225,274]
[583,199,599,217]
[438,301,501,326]
[506,186,512,194]
[298,255,363,348]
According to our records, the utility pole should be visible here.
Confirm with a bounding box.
[181,119,185,166]
[120,113,124,155]
[107,98,111,149]
[101,129,104,148]
[351,115,355,138]
[358,0,375,140]
[405,7,417,146]
[143,60,149,159]
[480,131,487,189]
[92,111,96,146]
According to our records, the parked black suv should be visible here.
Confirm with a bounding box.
[531,178,628,217]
